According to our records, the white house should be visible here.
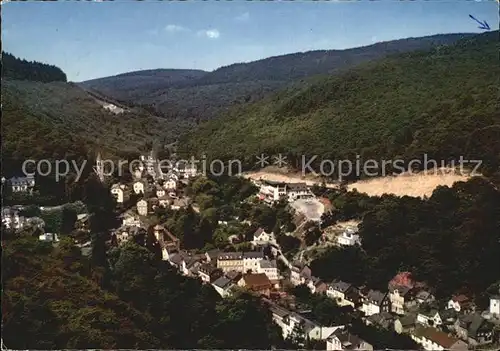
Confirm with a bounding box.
[417,310,442,327]
[327,280,354,307]
[287,183,312,202]
[269,303,344,341]
[337,227,361,246]
[411,327,468,351]
[111,183,125,203]
[163,178,177,190]
[156,187,166,198]
[252,227,275,246]
[2,208,25,230]
[290,263,312,286]
[136,199,148,216]
[212,276,234,298]
[121,213,141,227]
[490,295,500,316]
[447,295,473,313]
[39,233,59,243]
[361,290,390,316]
[243,251,264,273]
[258,180,287,203]
[9,175,35,192]
[389,285,412,315]
[258,259,279,284]
[326,328,373,351]
[133,181,145,194]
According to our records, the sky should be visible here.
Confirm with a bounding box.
[2,0,498,82]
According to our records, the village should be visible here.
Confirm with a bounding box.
[2,151,500,351]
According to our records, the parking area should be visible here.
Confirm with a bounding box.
[290,198,325,222]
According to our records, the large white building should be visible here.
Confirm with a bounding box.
[490,295,500,316]
[257,180,313,204]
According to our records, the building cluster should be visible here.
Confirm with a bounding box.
[109,152,198,240]
[286,265,500,350]
[253,179,314,204]
[2,175,36,194]
[1,206,45,231]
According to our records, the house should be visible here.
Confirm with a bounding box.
[217,252,244,272]
[394,313,417,334]
[132,181,145,194]
[238,273,273,297]
[417,309,442,327]
[327,280,354,307]
[252,227,274,246]
[389,285,413,315]
[337,227,361,247]
[257,259,280,284]
[152,224,180,251]
[136,199,148,216]
[2,208,25,230]
[287,183,312,202]
[110,183,125,203]
[454,313,494,345]
[121,212,141,227]
[448,294,474,313]
[212,276,234,298]
[163,177,177,190]
[171,198,189,210]
[243,251,264,272]
[290,263,312,286]
[114,226,145,246]
[326,328,373,351]
[258,180,287,203]
[198,263,223,284]
[267,301,344,341]
[9,175,35,192]
[168,251,202,276]
[365,312,394,329]
[415,289,436,305]
[307,277,327,295]
[361,290,390,316]
[156,186,166,198]
[411,327,468,351]
[490,295,500,316]
[39,233,59,243]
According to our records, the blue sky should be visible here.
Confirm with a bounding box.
[2,0,498,82]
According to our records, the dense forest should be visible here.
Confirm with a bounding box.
[179,31,500,178]
[2,178,284,349]
[2,52,67,83]
[79,33,474,123]
[1,78,178,177]
[310,177,500,304]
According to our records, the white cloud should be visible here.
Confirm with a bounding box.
[197,29,220,39]
[234,12,250,22]
[165,24,189,33]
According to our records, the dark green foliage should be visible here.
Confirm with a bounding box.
[2,51,67,82]
[81,33,474,127]
[311,177,500,299]
[180,31,500,177]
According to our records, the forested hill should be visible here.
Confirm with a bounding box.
[179,31,500,178]
[79,33,475,123]
[2,51,67,83]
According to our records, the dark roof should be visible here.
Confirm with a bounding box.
[287,182,308,191]
[330,280,352,293]
[218,252,243,260]
[398,313,417,327]
[253,227,265,237]
[212,276,232,289]
[225,270,242,282]
[259,259,277,269]
[243,251,264,259]
[199,263,218,275]
[366,290,387,305]
[414,327,461,348]
[330,329,369,350]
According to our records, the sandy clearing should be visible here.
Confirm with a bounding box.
[347,171,471,198]
[244,167,473,198]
